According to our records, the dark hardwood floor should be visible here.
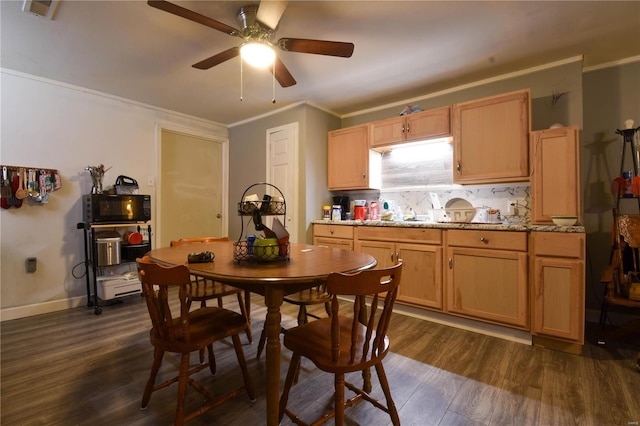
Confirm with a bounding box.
[1,293,638,426]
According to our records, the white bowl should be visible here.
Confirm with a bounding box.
[552,216,577,226]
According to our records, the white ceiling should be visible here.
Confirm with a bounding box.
[2,1,639,126]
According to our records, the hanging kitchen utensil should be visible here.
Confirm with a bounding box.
[38,170,50,203]
[1,167,12,199]
[1,168,10,209]
[27,169,38,198]
[11,172,23,208]
[15,168,27,200]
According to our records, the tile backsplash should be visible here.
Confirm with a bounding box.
[329,141,531,221]
[381,184,531,218]
[337,184,531,221]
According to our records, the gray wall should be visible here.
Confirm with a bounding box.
[342,60,584,132]
[228,104,340,243]
[583,61,640,312]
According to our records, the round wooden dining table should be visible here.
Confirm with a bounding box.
[146,240,376,426]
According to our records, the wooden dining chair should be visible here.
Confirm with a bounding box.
[255,283,332,359]
[170,237,252,346]
[279,261,404,426]
[136,256,255,426]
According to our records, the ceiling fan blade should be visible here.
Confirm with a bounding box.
[256,0,288,30]
[270,57,296,87]
[192,47,240,70]
[148,0,239,36]
[278,38,354,58]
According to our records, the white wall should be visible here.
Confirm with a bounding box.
[0,70,228,319]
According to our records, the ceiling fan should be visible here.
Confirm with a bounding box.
[147,0,355,88]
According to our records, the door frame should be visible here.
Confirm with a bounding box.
[266,122,299,243]
[154,121,229,246]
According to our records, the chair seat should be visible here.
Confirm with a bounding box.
[284,316,389,373]
[150,307,248,353]
[283,288,332,306]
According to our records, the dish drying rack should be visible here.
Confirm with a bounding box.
[234,182,289,262]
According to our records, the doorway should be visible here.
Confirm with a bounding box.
[266,123,299,243]
[158,127,228,247]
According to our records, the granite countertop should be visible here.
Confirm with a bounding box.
[311,219,585,233]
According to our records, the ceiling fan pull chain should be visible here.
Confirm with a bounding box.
[240,58,244,101]
[272,70,276,104]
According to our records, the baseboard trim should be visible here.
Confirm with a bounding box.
[392,304,533,346]
[1,296,87,322]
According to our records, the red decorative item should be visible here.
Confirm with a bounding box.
[611,176,626,197]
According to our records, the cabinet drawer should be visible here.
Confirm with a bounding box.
[531,232,584,259]
[447,230,527,251]
[356,226,442,244]
[313,237,354,250]
[313,224,354,239]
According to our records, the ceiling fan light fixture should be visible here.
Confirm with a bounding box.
[241,42,275,68]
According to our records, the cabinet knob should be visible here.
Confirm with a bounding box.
[456,162,461,173]
[448,258,453,269]
[480,237,489,243]
[330,229,334,235]
[362,171,366,178]
[401,125,405,134]
[216,213,221,218]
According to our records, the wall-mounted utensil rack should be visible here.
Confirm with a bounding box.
[0,165,61,209]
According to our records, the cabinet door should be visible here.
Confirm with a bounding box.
[397,243,443,310]
[530,126,580,223]
[328,125,381,190]
[453,89,530,184]
[355,240,395,269]
[446,246,528,328]
[370,116,405,147]
[406,106,451,142]
[532,257,584,342]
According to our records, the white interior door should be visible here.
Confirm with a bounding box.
[159,128,228,247]
[266,123,298,243]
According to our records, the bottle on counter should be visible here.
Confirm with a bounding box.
[331,205,342,221]
[322,205,331,221]
[369,201,379,220]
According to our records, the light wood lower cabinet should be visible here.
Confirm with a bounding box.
[446,230,529,328]
[530,232,585,349]
[313,224,354,250]
[355,227,443,310]
[312,223,585,353]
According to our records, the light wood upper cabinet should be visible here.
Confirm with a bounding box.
[370,106,451,150]
[446,230,529,328]
[328,124,381,190]
[530,232,585,347]
[530,126,581,224]
[453,89,531,184]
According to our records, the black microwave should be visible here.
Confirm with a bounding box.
[83,194,151,224]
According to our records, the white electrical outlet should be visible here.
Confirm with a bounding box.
[507,199,517,215]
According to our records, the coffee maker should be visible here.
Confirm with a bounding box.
[332,196,350,220]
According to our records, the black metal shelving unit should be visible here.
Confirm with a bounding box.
[77,221,151,315]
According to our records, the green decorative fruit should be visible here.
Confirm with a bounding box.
[252,238,279,260]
